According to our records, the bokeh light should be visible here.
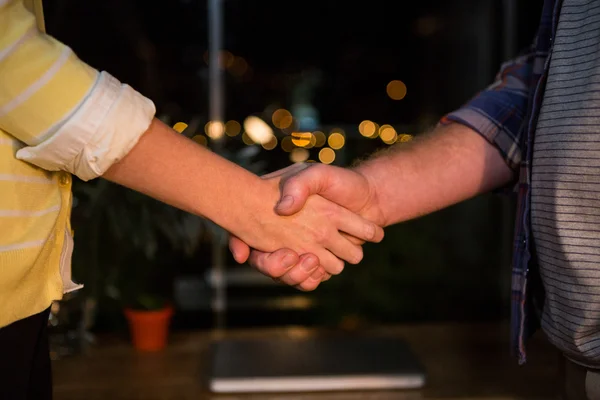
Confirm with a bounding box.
[205,121,225,139]
[380,124,398,144]
[243,116,273,144]
[262,136,278,150]
[291,132,313,147]
[313,131,326,147]
[318,147,336,164]
[242,132,254,145]
[386,80,407,100]
[191,135,207,146]
[398,134,414,143]
[358,120,376,137]
[272,109,293,129]
[173,122,188,133]
[290,148,310,163]
[225,120,241,136]
[281,136,294,152]
[328,132,345,150]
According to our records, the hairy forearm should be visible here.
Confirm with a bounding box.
[355,122,514,226]
[103,118,265,235]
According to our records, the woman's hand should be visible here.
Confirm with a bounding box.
[232,171,384,276]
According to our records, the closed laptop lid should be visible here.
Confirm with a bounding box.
[209,335,426,393]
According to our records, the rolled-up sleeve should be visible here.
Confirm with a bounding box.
[440,50,537,170]
[0,0,155,181]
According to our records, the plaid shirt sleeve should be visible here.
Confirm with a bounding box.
[440,50,537,170]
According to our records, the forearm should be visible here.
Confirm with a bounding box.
[103,118,381,272]
[356,122,514,226]
[103,118,266,237]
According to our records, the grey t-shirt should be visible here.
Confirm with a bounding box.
[532,0,600,367]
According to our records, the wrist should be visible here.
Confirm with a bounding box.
[216,175,280,250]
[352,162,390,227]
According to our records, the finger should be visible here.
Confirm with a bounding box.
[295,277,321,291]
[323,232,364,265]
[311,266,328,281]
[248,248,300,279]
[341,231,365,246]
[317,249,346,275]
[312,266,331,282]
[291,266,331,291]
[333,206,385,243]
[228,235,251,263]
[275,164,367,216]
[277,254,320,286]
[293,266,326,291]
[275,165,330,215]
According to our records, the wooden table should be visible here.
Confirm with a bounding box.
[52,322,560,400]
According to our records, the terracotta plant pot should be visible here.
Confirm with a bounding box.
[124,306,173,351]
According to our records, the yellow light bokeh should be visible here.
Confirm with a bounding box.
[380,125,398,144]
[191,135,207,146]
[272,109,293,129]
[225,120,241,136]
[262,136,278,150]
[242,132,254,145]
[398,134,414,143]
[313,131,326,147]
[290,148,310,163]
[244,116,273,144]
[328,132,345,150]
[291,132,313,147]
[358,120,376,137]
[371,122,381,138]
[173,122,188,133]
[386,80,407,100]
[319,148,336,164]
[281,136,294,152]
[205,121,225,139]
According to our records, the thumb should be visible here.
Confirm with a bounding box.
[275,164,367,216]
[275,165,329,216]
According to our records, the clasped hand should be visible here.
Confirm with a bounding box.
[229,163,385,291]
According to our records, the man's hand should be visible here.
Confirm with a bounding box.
[272,163,386,226]
[228,163,385,291]
[228,123,515,291]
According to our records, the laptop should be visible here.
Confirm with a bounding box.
[208,335,426,393]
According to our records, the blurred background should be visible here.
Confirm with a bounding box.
[42,0,557,398]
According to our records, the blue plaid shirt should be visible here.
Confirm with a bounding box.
[440,0,560,364]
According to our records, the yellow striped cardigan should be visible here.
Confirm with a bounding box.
[0,0,155,327]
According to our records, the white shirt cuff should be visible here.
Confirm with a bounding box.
[16,71,156,181]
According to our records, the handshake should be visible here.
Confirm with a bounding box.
[227,162,388,292]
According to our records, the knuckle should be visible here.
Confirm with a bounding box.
[257,260,283,278]
[313,226,330,243]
